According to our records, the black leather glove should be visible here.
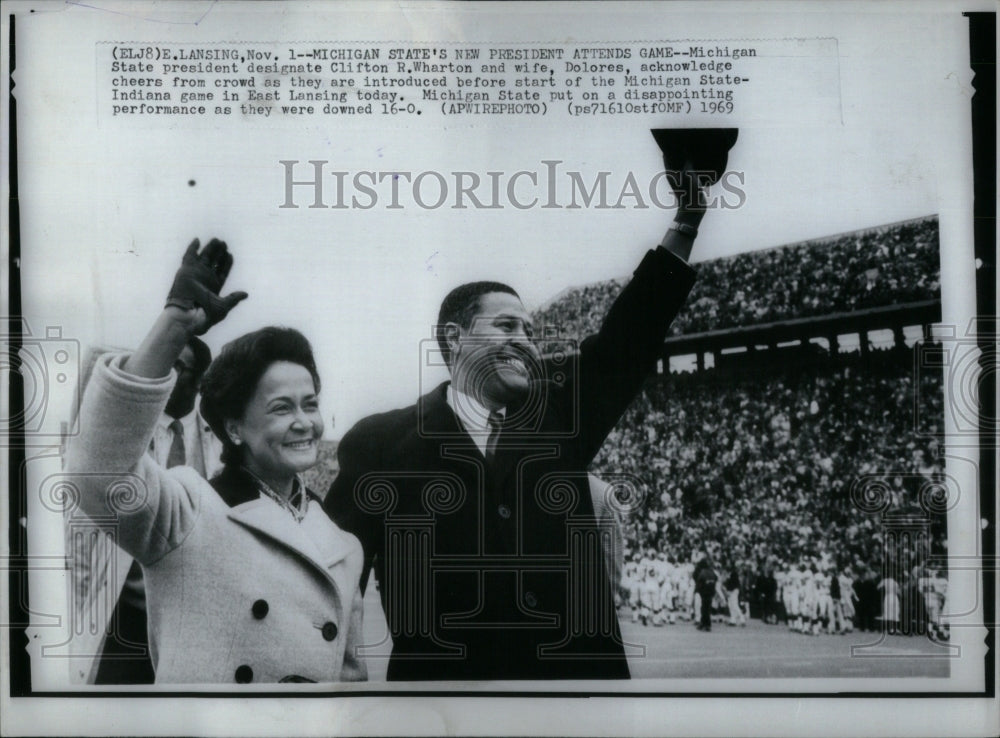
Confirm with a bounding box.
[165,238,248,334]
[652,128,739,210]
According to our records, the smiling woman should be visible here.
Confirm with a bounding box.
[63,240,367,685]
[199,328,324,502]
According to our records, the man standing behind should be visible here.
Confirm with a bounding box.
[326,130,736,680]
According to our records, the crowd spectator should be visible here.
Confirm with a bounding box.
[591,357,945,573]
[534,217,940,346]
[534,216,947,638]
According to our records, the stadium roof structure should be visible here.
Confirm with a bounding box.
[658,299,941,358]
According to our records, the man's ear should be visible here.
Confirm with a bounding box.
[444,322,462,358]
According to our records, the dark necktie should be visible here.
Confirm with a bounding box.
[485,411,503,465]
[166,419,186,468]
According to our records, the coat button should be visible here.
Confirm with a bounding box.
[235,665,253,683]
[251,599,269,619]
[497,504,511,519]
[525,591,538,607]
[321,622,338,641]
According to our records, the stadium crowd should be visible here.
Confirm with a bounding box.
[533,216,947,638]
[598,359,945,566]
[534,217,940,343]
[595,357,948,637]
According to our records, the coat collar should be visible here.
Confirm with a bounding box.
[416,382,550,487]
[418,380,547,436]
[225,497,357,573]
[210,466,355,575]
[210,465,321,509]
[417,382,465,435]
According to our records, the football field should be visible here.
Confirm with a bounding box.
[618,616,951,680]
[358,587,951,682]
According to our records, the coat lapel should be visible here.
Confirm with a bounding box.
[418,382,483,462]
[226,498,353,579]
[418,381,551,483]
[211,466,353,582]
[489,383,551,491]
[418,382,464,435]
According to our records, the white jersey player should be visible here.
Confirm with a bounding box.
[622,558,642,623]
[814,569,832,634]
[801,566,820,635]
[674,560,694,621]
[785,565,802,631]
[918,568,948,641]
[837,570,856,633]
[637,565,661,626]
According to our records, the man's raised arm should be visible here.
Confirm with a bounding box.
[573,129,738,460]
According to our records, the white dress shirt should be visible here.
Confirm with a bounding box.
[445,385,505,457]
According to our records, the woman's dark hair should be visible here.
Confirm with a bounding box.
[199,326,321,465]
[186,336,213,376]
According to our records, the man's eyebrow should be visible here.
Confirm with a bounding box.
[492,312,532,323]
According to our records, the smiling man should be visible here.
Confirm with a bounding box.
[437,281,541,423]
[326,130,738,680]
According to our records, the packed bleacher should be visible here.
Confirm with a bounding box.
[533,215,947,635]
[534,217,940,341]
[597,357,945,570]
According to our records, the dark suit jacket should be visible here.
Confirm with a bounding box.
[326,246,696,680]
